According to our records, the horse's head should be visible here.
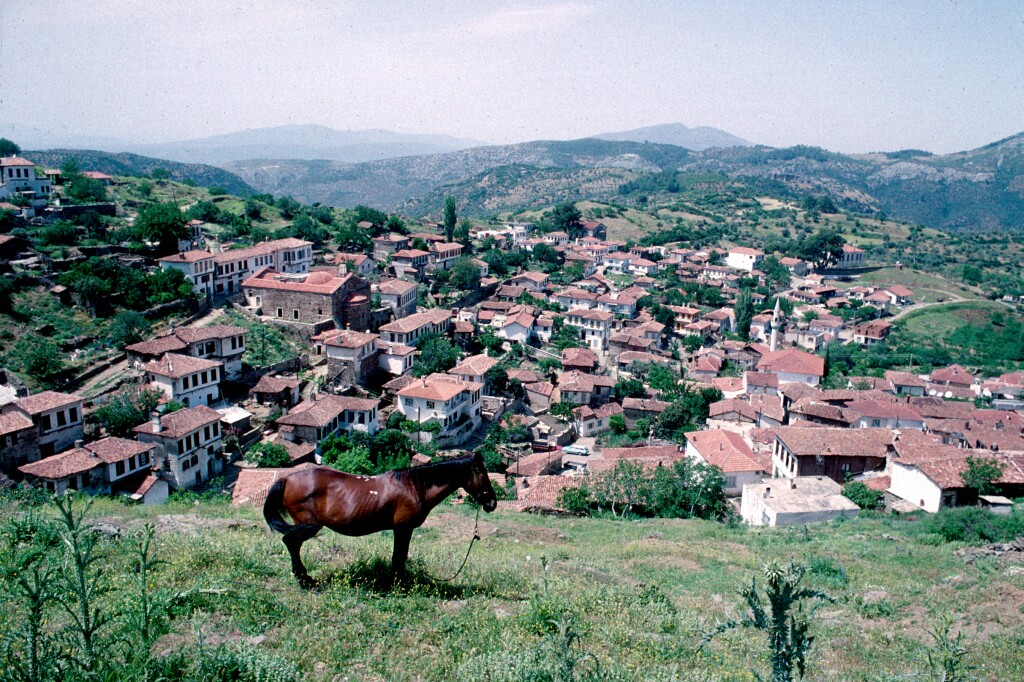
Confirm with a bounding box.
[466,452,497,512]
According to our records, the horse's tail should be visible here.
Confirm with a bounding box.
[263,479,295,535]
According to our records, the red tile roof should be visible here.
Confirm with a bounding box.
[19,448,100,479]
[85,437,156,464]
[398,374,471,401]
[277,395,379,428]
[134,405,222,439]
[756,348,825,377]
[685,430,763,473]
[141,353,222,379]
[15,391,82,415]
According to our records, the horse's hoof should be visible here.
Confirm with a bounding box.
[296,574,315,589]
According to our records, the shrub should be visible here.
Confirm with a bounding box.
[922,507,1024,544]
[842,481,884,510]
[244,442,291,468]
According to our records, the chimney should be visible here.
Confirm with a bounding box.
[789,479,796,490]
[763,486,771,499]
[74,439,84,449]
[151,411,162,432]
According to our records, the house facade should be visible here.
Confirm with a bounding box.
[135,406,224,489]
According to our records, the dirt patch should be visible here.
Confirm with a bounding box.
[627,556,702,572]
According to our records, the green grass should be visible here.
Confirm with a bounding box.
[844,267,981,303]
[892,301,1024,374]
[220,309,306,367]
[3,492,1022,681]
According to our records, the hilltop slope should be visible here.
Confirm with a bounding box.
[594,122,751,150]
[26,148,255,196]
[229,133,1024,231]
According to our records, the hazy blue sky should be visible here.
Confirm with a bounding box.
[1,0,1021,153]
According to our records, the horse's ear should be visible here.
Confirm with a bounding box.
[473,450,484,466]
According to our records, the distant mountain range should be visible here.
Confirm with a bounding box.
[2,123,487,165]
[226,134,1024,232]
[8,121,1022,232]
[593,122,750,150]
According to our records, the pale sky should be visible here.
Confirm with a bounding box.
[1,0,1021,153]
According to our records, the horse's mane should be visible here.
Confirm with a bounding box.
[391,454,476,487]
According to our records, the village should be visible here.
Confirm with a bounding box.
[2,153,1023,527]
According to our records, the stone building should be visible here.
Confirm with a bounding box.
[242,267,371,332]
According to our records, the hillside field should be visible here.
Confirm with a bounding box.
[3,493,1022,681]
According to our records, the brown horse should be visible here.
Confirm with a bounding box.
[263,452,497,586]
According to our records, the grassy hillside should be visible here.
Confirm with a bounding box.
[3,492,1022,681]
[26,149,255,197]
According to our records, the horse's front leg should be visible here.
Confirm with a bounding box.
[389,527,413,587]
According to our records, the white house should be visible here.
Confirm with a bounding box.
[573,403,624,438]
[141,353,222,407]
[379,309,452,345]
[565,310,615,351]
[157,250,216,298]
[0,156,52,199]
[397,374,482,434]
[725,247,765,273]
[378,342,416,376]
[2,391,85,458]
[741,477,860,527]
[448,353,499,389]
[135,406,224,489]
[755,348,825,386]
[684,430,766,495]
[277,394,381,451]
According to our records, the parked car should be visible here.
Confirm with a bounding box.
[562,445,590,456]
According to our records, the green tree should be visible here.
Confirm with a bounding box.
[548,202,583,237]
[551,401,578,419]
[485,366,510,395]
[609,413,627,434]
[17,337,67,388]
[655,387,722,441]
[134,202,189,254]
[443,196,457,243]
[961,456,1004,496]
[275,195,301,219]
[107,311,150,349]
[798,230,846,270]
[0,138,21,156]
[244,442,291,468]
[92,386,163,437]
[450,256,481,291]
[761,255,791,292]
[455,218,472,244]
[412,333,460,377]
[734,289,755,340]
[614,377,646,400]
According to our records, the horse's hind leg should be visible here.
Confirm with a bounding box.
[389,527,413,588]
[283,525,321,586]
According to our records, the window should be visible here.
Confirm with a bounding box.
[139,451,149,467]
[293,309,299,320]
[426,401,435,409]
[211,369,218,382]
[69,407,78,423]
[115,461,125,477]
[201,371,208,384]
[204,425,211,440]
[212,423,219,436]
[403,398,413,407]
[177,440,185,453]
[277,308,283,318]
[725,476,737,488]
[56,411,67,427]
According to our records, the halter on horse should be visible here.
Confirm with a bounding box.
[263,452,497,586]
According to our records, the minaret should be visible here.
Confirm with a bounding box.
[769,298,781,352]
